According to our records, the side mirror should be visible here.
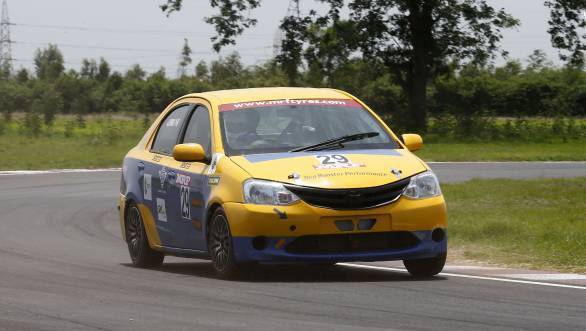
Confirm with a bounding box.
[401,134,423,152]
[172,143,206,162]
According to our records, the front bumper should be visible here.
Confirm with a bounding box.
[223,195,447,263]
[232,230,446,263]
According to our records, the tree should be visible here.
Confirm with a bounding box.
[276,9,310,86]
[125,64,146,80]
[15,68,29,83]
[161,0,261,52]
[210,52,246,89]
[34,44,65,81]
[80,59,98,79]
[97,58,111,82]
[344,1,519,130]
[41,87,64,127]
[159,0,518,131]
[178,38,193,77]
[545,0,586,67]
[195,60,210,80]
[526,49,554,72]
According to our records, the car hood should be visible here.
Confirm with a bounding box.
[228,149,428,189]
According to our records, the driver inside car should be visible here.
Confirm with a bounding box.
[225,109,261,148]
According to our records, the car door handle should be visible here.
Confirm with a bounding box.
[137,161,145,170]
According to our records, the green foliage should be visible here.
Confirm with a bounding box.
[545,0,586,67]
[34,44,65,81]
[22,108,42,136]
[161,0,262,52]
[2,44,584,143]
[178,39,193,77]
[64,120,75,138]
[0,116,147,170]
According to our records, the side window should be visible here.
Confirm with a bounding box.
[151,105,191,155]
[182,106,212,156]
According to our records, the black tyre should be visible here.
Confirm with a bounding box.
[125,202,164,268]
[403,252,446,277]
[208,208,240,279]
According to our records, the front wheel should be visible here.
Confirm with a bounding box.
[208,208,240,279]
[403,252,446,277]
[125,202,164,268]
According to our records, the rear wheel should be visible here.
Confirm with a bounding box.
[403,252,446,277]
[208,208,240,279]
[125,202,164,268]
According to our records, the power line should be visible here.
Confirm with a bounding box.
[9,22,273,38]
[11,40,273,55]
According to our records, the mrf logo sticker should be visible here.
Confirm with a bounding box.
[156,198,167,222]
[314,154,365,170]
[180,186,190,220]
[206,153,223,175]
[143,174,152,201]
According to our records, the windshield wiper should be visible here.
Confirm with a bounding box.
[289,132,379,152]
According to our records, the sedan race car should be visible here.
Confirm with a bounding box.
[119,87,447,278]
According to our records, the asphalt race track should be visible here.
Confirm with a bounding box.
[1,163,585,330]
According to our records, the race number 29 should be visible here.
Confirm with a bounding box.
[316,155,349,165]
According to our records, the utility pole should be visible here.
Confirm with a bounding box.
[0,0,13,78]
[273,0,301,57]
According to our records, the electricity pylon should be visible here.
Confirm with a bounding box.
[0,0,13,77]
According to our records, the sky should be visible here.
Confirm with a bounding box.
[3,0,569,77]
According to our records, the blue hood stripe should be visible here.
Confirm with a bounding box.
[243,149,401,163]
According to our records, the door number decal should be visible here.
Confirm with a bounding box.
[180,186,191,220]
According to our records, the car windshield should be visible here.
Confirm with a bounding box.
[219,99,400,155]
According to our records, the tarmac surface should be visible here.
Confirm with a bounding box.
[0,163,585,330]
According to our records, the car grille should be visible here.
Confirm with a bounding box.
[284,178,410,210]
[285,231,419,254]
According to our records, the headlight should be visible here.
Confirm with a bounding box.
[243,179,300,206]
[403,171,441,199]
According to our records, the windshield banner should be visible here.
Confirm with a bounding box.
[219,98,363,112]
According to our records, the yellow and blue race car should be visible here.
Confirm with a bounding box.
[119,87,447,278]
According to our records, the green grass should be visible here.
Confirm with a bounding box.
[444,178,586,273]
[0,116,147,170]
[416,140,586,161]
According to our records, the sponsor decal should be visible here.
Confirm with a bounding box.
[180,186,190,220]
[208,176,221,185]
[152,155,162,162]
[303,171,389,181]
[156,198,167,222]
[158,167,168,190]
[143,174,152,201]
[206,153,223,174]
[313,154,365,170]
[219,98,362,112]
[166,118,181,127]
[176,173,191,186]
